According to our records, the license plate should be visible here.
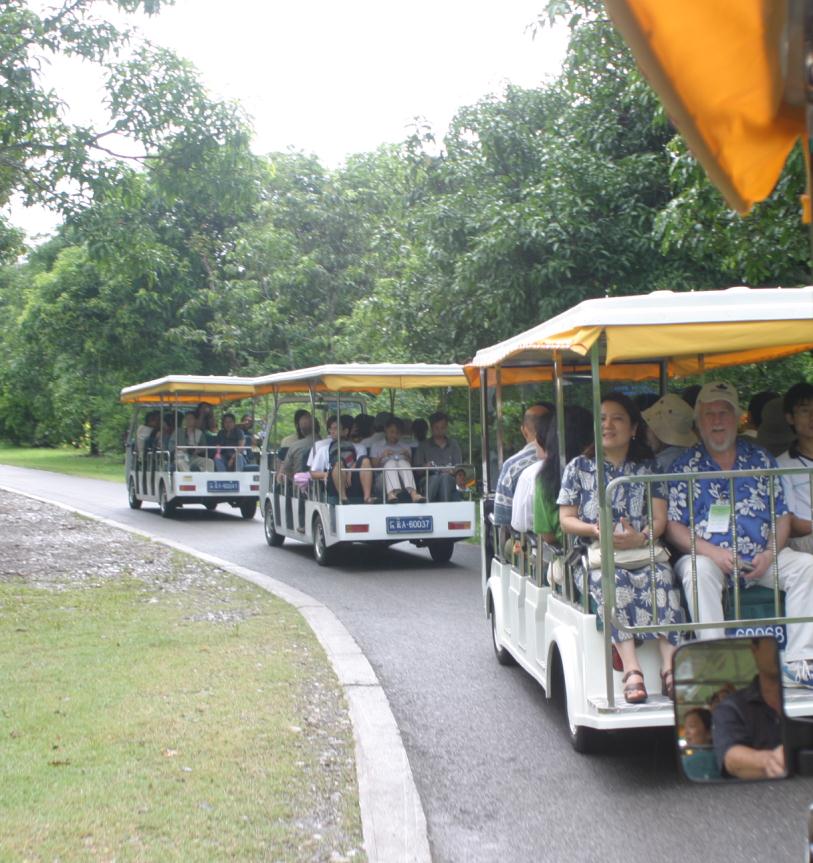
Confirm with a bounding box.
[207,480,239,492]
[386,515,433,534]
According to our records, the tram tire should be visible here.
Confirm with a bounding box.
[264,501,285,547]
[428,539,454,564]
[313,515,335,567]
[551,649,596,753]
[204,501,218,512]
[158,482,175,519]
[128,477,142,510]
[239,499,257,520]
[490,603,516,666]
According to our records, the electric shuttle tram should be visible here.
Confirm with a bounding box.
[253,363,477,566]
[121,375,260,519]
[466,286,813,751]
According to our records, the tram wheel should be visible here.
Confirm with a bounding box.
[264,501,285,547]
[204,501,218,512]
[158,482,175,519]
[490,602,516,667]
[239,499,257,520]
[128,477,142,510]
[313,515,335,567]
[428,539,454,564]
[551,649,596,753]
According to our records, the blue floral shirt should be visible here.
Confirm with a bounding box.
[557,455,664,538]
[493,442,538,526]
[667,438,787,559]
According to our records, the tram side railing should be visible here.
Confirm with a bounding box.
[603,467,813,642]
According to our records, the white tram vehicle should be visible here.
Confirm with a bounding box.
[121,375,261,519]
[466,286,813,750]
[254,363,477,566]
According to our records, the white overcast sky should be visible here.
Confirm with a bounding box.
[11,0,569,239]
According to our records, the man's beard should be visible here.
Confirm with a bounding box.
[704,431,737,453]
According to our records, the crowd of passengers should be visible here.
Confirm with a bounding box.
[276,409,470,504]
[492,379,813,721]
[135,402,260,472]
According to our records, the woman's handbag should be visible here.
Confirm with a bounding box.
[587,540,669,570]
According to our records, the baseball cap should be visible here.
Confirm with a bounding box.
[694,381,741,416]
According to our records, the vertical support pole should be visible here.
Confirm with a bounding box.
[467,384,473,466]
[591,344,615,709]
[495,366,504,468]
[659,360,668,397]
[479,369,491,492]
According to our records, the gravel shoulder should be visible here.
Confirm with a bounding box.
[0,489,365,862]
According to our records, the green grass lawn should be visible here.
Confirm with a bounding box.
[0,575,364,861]
[0,443,124,483]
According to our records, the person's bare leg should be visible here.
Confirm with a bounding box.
[359,458,373,501]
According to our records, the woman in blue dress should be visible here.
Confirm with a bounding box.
[558,392,685,703]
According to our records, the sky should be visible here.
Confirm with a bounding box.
[11,0,570,239]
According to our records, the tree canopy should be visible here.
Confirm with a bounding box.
[0,0,810,452]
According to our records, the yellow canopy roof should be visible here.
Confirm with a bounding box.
[464,286,813,385]
[120,375,258,405]
[253,363,468,395]
[603,0,806,213]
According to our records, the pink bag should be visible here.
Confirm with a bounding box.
[293,471,310,489]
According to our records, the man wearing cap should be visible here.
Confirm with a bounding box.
[666,381,813,689]
[641,393,698,471]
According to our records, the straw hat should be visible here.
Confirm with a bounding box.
[642,393,698,448]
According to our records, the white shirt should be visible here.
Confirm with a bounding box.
[777,449,813,520]
[511,460,544,533]
[307,438,331,472]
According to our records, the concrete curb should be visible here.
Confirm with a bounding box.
[1,485,432,863]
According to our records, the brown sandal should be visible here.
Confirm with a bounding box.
[660,668,675,701]
[622,669,647,704]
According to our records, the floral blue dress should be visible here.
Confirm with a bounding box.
[557,455,685,644]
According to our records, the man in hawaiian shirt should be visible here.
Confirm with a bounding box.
[492,403,553,526]
[666,381,813,689]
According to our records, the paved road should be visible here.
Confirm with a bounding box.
[3,464,812,862]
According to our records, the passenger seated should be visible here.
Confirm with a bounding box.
[280,415,320,480]
[559,392,685,703]
[135,410,160,455]
[666,381,813,689]
[641,393,698,471]
[351,414,375,456]
[281,409,311,447]
[413,411,463,502]
[411,418,428,453]
[172,411,214,471]
[533,405,593,551]
[370,417,426,503]
[511,412,555,533]
[310,415,374,503]
[777,381,813,554]
[213,412,246,472]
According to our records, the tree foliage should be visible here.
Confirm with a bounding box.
[0,0,810,453]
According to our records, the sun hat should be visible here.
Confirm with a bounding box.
[642,393,698,448]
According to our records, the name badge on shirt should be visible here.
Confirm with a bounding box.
[707,502,731,533]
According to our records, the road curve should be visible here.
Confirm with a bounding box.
[2,465,812,863]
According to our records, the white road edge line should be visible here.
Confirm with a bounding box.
[0,486,432,863]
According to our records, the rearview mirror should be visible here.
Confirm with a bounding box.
[673,637,787,782]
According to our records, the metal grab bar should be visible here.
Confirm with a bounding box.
[603,465,813,639]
